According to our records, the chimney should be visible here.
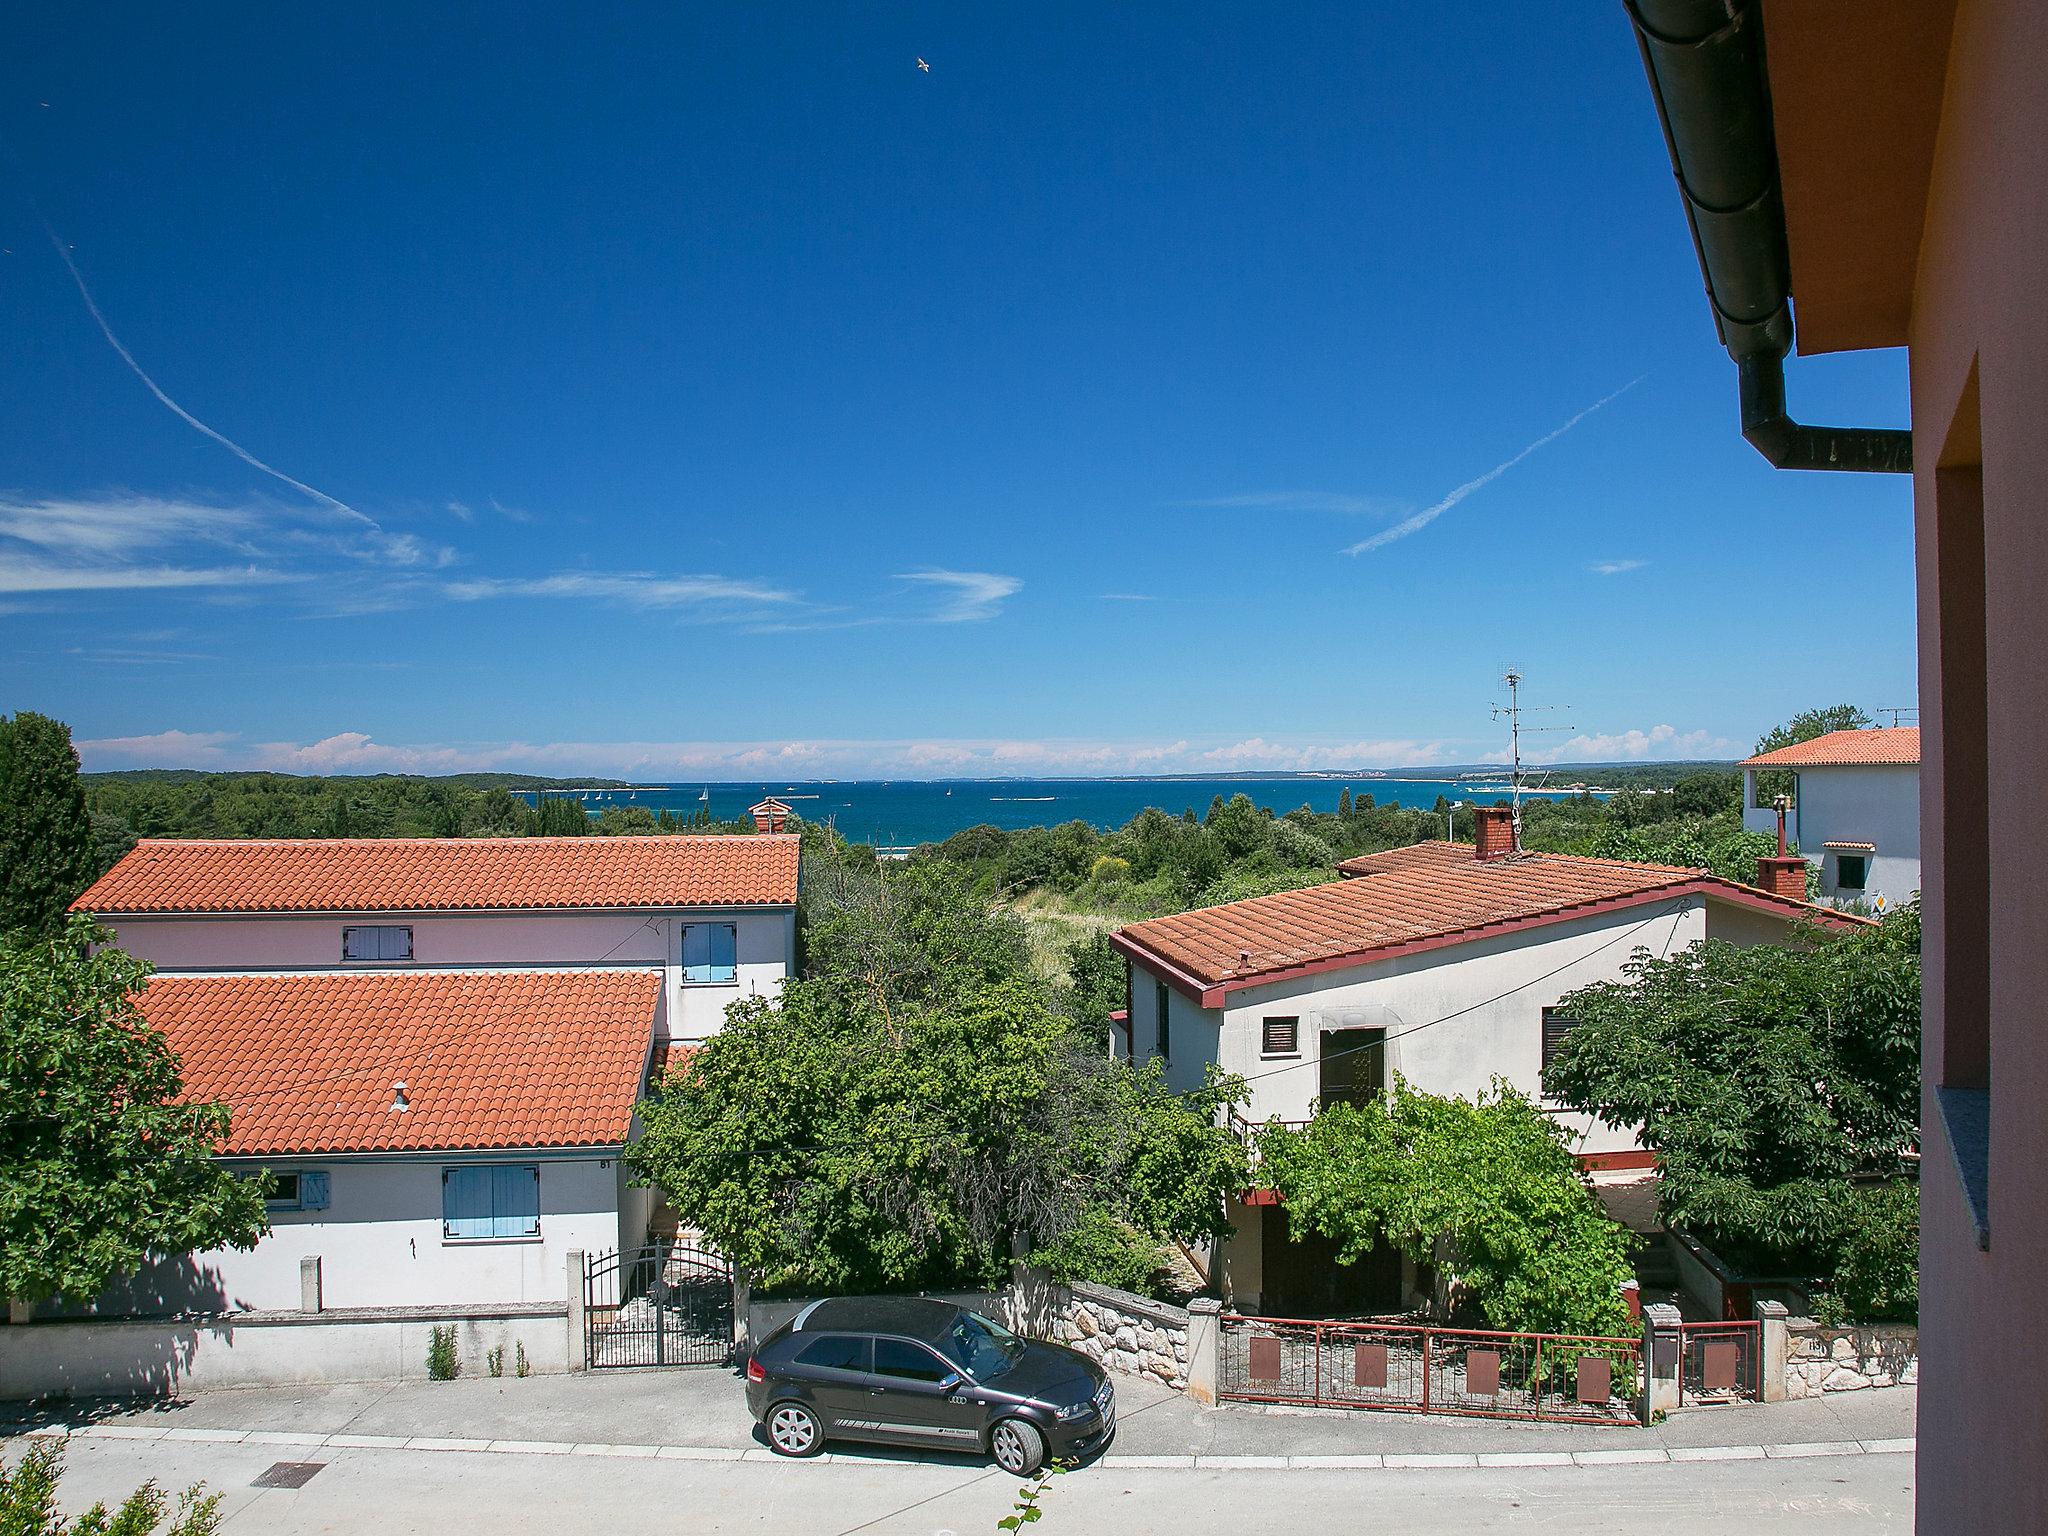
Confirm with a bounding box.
[1473,805,1516,861]
[1755,796,1807,900]
[749,798,789,833]
[1757,855,1809,901]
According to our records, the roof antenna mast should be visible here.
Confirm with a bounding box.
[1490,668,1572,854]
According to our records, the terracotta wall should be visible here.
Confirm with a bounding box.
[1910,0,2048,1528]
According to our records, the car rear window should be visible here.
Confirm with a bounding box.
[793,1334,871,1373]
[873,1339,951,1383]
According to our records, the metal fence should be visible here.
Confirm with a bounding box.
[1679,1319,1762,1403]
[1218,1313,1643,1427]
[584,1238,734,1369]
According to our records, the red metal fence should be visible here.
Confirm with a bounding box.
[1218,1313,1643,1427]
[1678,1320,1762,1403]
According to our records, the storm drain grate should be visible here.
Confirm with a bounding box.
[251,1462,326,1489]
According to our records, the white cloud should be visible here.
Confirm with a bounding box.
[76,729,1465,779]
[891,569,1022,623]
[442,572,797,609]
[1520,723,1735,765]
[1099,592,1156,602]
[0,555,296,593]
[1589,559,1647,576]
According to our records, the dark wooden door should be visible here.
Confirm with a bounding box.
[1261,1205,1403,1317]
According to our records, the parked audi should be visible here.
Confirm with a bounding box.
[744,1296,1114,1473]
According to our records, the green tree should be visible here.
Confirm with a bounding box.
[1060,930,1126,1041]
[0,712,97,941]
[632,852,1246,1294]
[1256,1080,1636,1338]
[1544,906,1919,1294]
[526,794,591,835]
[1,917,270,1306]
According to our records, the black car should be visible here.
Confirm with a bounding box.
[743,1296,1114,1474]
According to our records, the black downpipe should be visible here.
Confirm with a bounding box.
[1626,0,1912,473]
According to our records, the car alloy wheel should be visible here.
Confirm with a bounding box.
[991,1418,1045,1476]
[767,1403,821,1456]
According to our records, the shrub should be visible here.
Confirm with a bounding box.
[1820,1181,1919,1323]
[1087,854,1131,885]
[1030,1208,1166,1296]
[486,1344,504,1378]
[427,1324,459,1380]
[0,1441,221,1536]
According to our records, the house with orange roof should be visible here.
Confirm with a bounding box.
[1108,808,1862,1317]
[49,834,799,1350]
[1739,727,1920,909]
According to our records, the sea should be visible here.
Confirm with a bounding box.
[521,776,1606,853]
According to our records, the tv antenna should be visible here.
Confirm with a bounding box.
[1489,668,1573,852]
[1874,706,1919,727]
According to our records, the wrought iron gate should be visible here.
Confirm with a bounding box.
[584,1239,734,1368]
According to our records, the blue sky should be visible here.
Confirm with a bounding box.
[0,3,1915,779]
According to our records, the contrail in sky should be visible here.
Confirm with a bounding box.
[1342,377,1644,556]
[45,229,376,532]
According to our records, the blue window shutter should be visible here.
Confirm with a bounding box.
[710,923,736,982]
[683,924,710,982]
[299,1171,330,1211]
[492,1166,540,1238]
[443,1167,492,1239]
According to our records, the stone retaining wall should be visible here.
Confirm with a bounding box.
[1040,1281,1191,1390]
[1784,1320,1919,1396]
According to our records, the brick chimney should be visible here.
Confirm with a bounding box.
[749,797,790,833]
[1473,805,1516,861]
[1756,796,1807,900]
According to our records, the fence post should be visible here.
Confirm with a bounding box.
[1184,1298,1222,1407]
[566,1250,587,1373]
[299,1256,323,1314]
[1755,1300,1789,1402]
[1641,1303,1682,1423]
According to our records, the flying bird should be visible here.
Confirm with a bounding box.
[916,57,930,72]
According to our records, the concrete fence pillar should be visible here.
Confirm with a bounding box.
[7,1299,31,1325]
[733,1272,754,1361]
[299,1256,323,1314]
[1185,1297,1222,1408]
[1642,1302,1683,1423]
[1756,1299,1789,1402]
[565,1250,587,1373]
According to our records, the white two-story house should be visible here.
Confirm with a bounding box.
[1740,726,1921,910]
[66,833,799,1318]
[1108,808,1861,1316]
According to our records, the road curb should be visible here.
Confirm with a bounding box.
[16,1420,1916,1471]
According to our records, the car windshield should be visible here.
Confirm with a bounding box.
[935,1311,1025,1381]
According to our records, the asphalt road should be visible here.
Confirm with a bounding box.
[15,1433,1914,1535]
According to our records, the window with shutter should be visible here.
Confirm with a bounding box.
[1155,979,1170,1061]
[682,923,739,983]
[1541,1007,1577,1074]
[342,925,412,962]
[1261,1017,1300,1056]
[443,1164,540,1240]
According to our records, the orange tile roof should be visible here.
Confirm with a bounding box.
[137,969,660,1156]
[1115,841,1850,997]
[1739,727,1920,768]
[76,834,800,915]
[651,1041,699,1082]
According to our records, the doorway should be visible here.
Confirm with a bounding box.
[1319,1027,1386,1111]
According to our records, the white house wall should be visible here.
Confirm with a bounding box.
[1122,901,1715,1159]
[1743,764,1921,907]
[84,1156,625,1316]
[103,907,795,1041]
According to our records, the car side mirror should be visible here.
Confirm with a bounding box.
[937,1372,963,1392]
